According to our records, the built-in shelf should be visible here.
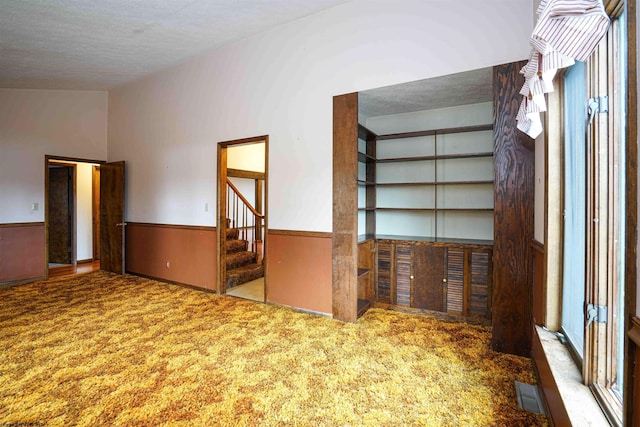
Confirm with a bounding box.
[357,298,372,317]
[376,207,493,212]
[376,123,493,140]
[376,152,493,163]
[377,180,494,186]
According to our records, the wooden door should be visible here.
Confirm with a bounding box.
[411,245,446,311]
[48,165,73,264]
[100,161,125,274]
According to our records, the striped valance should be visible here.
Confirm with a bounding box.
[517,0,610,138]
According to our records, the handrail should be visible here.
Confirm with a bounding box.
[226,178,264,218]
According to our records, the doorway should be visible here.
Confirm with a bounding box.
[45,157,102,278]
[217,136,268,302]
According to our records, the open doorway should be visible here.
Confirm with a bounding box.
[217,136,268,302]
[45,156,102,278]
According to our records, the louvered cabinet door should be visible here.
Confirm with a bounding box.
[376,241,393,303]
[445,247,492,320]
[446,248,465,315]
[470,249,492,320]
[394,244,412,306]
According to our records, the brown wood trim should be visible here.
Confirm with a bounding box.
[227,168,265,180]
[531,239,544,253]
[268,229,331,238]
[218,135,267,147]
[0,222,45,228]
[532,239,546,326]
[45,155,105,165]
[629,317,640,347]
[77,258,93,264]
[125,271,217,294]
[332,92,359,322]
[376,124,493,141]
[126,222,216,232]
[625,1,638,426]
[532,326,571,426]
[376,237,493,250]
[0,276,46,288]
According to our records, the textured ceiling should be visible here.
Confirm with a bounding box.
[359,67,494,118]
[0,0,351,90]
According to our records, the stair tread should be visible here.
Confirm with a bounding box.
[226,251,257,269]
[226,262,264,289]
[226,239,248,253]
[227,262,263,274]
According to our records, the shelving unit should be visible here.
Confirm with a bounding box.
[375,123,494,241]
[355,121,495,322]
[357,124,376,238]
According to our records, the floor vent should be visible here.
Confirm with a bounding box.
[515,381,546,415]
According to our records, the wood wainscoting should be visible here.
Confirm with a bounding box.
[126,223,216,291]
[267,229,332,316]
[532,240,546,325]
[0,222,46,284]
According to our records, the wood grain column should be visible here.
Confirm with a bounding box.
[492,61,535,356]
[332,93,359,322]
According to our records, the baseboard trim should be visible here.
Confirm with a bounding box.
[125,271,217,294]
[0,276,46,288]
[266,300,332,318]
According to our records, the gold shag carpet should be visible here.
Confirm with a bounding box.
[0,272,548,426]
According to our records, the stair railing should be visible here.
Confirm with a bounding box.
[226,178,265,262]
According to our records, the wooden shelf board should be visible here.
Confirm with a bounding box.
[357,298,372,317]
[376,152,493,163]
[376,123,493,140]
[377,180,493,187]
[376,207,493,212]
[358,152,376,162]
[374,234,494,246]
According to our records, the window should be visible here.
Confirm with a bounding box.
[559,8,627,425]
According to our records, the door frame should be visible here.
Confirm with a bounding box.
[44,155,105,279]
[216,135,268,299]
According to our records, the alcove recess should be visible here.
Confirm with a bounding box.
[333,61,534,357]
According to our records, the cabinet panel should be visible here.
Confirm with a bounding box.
[395,244,412,306]
[411,245,446,311]
[470,251,491,318]
[446,248,465,313]
[376,242,392,303]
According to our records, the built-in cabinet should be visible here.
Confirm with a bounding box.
[335,62,534,357]
[355,118,494,323]
[376,239,492,320]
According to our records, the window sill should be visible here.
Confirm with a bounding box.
[535,326,610,426]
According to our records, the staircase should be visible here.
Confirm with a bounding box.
[225,220,264,289]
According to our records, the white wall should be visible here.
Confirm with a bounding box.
[108,0,533,232]
[0,89,108,223]
[76,163,95,260]
[228,142,265,173]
